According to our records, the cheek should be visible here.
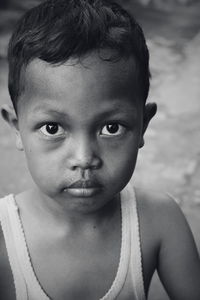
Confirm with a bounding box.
[102,140,139,182]
[22,141,62,189]
[25,152,50,184]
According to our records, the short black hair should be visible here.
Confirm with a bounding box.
[8,0,150,111]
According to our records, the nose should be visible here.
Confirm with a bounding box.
[69,136,102,171]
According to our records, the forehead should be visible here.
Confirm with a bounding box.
[18,53,141,117]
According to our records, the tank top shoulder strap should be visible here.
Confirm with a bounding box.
[0,195,50,300]
[0,195,28,300]
[0,189,145,300]
[123,183,146,300]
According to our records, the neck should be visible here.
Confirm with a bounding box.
[24,187,121,231]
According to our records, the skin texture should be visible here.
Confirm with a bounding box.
[1,54,200,300]
[15,56,145,215]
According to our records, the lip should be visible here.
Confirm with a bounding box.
[63,180,103,197]
[68,179,102,189]
[64,187,102,197]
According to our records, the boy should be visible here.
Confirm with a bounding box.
[0,0,200,299]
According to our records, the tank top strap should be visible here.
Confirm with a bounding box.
[0,195,50,300]
[0,188,143,300]
[0,195,28,300]
[124,183,146,300]
[0,193,131,300]
[10,195,51,300]
[100,188,131,300]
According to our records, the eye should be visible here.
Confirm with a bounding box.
[40,123,65,136]
[100,123,126,136]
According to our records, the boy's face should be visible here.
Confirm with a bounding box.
[5,53,155,213]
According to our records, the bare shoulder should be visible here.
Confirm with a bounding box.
[135,186,179,214]
[135,187,198,247]
[134,188,180,243]
[134,187,198,257]
[133,188,178,289]
[135,187,200,299]
[0,212,16,299]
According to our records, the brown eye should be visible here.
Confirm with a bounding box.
[40,123,64,136]
[100,123,126,136]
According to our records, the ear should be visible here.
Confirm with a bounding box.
[1,104,24,151]
[139,102,157,148]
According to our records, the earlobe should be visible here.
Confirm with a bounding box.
[15,132,23,151]
[139,102,157,148]
[1,104,24,151]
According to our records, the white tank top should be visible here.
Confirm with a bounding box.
[0,183,146,300]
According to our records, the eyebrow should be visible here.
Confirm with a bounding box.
[30,103,137,121]
[32,107,68,118]
[95,107,137,120]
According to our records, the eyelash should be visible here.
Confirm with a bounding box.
[38,122,127,138]
[100,123,126,136]
[39,123,65,137]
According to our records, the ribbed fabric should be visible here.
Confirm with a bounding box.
[0,183,146,300]
[127,185,146,300]
[0,198,28,300]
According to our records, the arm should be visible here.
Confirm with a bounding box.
[0,226,16,300]
[157,196,200,300]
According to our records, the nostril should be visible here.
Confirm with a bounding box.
[70,156,102,171]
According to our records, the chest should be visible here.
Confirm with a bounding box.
[8,189,159,300]
[21,203,128,300]
[32,236,121,300]
[26,223,157,300]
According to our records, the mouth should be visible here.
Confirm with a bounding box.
[63,180,103,197]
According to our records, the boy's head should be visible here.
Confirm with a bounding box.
[8,0,150,112]
[2,0,156,212]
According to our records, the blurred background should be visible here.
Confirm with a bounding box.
[0,1,200,299]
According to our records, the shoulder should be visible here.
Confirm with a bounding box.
[133,188,179,279]
[131,188,177,289]
[134,187,196,250]
[135,187,184,238]
[0,196,16,300]
[135,188,200,299]
[135,186,178,213]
